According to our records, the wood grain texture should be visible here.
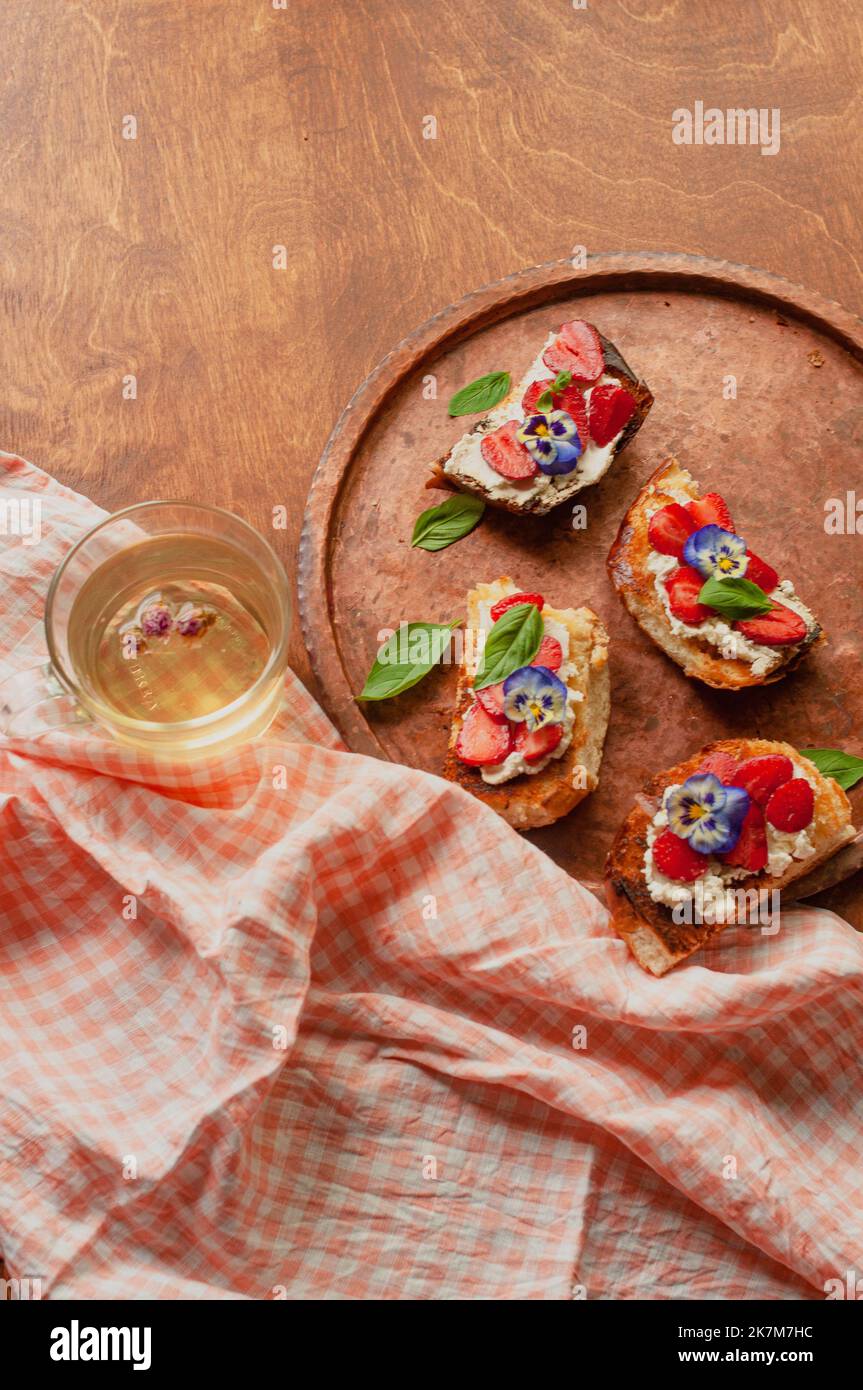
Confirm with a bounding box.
[1,0,862,688]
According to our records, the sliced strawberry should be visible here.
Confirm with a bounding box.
[720,803,768,872]
[734,601,808,647]
[686,492,735,532]
[652,829,708,882]
[734,754,794,806]
[531,635,563,671]
[558,319,605,381]
[480,420,537,480]
[648,502,697,558]
[745,550,779,594]
[456,702,515,767]
[765,778,814,832]
[521,378,553,414]
[514,720,564,763]
[562,388,590,450]
[489,591,545,622]
[475,682,508,724]
[697,751,741,785]
[665,565,712,625]
[587,383,637,447]
[542,340,579,378]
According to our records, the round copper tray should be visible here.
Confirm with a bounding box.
[299,253,863,923]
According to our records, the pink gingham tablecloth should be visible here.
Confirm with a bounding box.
[1,450,862,1300]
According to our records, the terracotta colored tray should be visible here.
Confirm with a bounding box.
[299,253,863,924]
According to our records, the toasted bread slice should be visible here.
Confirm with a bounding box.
[433,328,653,516]
[605,739,856,975]
[607,458,822,688]
[443,578,610,830]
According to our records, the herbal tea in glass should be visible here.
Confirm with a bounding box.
[35,503,291,755]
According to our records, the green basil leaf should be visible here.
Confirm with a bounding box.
[410,494,485,552]
[698,576,773,620]
[474,603,542,691]
[800,748,863,791]
[551,370,572,392]
[359,622,458,701]
[534,389,554,412]
[448,371,511,417]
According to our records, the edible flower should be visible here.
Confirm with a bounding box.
[683,524,749,580]
[137,600,174,638]
[516,410,583,476]
[176,603,216,637]
[502,664,567,731]
[666,773,750,855]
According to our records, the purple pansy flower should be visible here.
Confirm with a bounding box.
[516,410,583,476]
[666,772,750,855]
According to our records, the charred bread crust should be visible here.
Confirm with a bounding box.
[443,579,611,830]
[604,739,857,975]
[432,330,653,516]
[607,458,823,689]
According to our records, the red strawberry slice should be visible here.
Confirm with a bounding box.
[588,383,637,447]
[745,550,779,594]
[563,389,590,450]
[456,702,515,767]
[697,751,741,785]
[765,778,814,832]
[648,503,697,558]
[531,636,563,671]
[734,754,793,806]
[475,681,508,724]
[541,340,581,378]
[734,601,808,647]
[558,319,605,381]
[514,720,564,763]
[480,420,537,480]
[521,378,553,414]
[720,803,768,872]
[686,492,735,532]
[489,591,544,622]
[665,565,713,624]
[652,829,708,882]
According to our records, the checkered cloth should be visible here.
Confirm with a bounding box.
[1,450,862,1301]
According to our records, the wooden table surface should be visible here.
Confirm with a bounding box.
[2,0,861,695]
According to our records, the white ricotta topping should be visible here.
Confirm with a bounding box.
[644,545,816,678]
[643,768,817,915]
[443,331,625,504]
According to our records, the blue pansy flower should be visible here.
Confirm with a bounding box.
[683,524,749,580]
[502,665,567,731]
[516,410,583,476]
[666,772,751,855]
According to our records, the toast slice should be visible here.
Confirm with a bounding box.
[443,578,610,829]
[607,458,822,688]
[433,324,653,516]
[605,738,856,975]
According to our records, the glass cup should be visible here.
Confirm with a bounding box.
[0,501,291,757]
